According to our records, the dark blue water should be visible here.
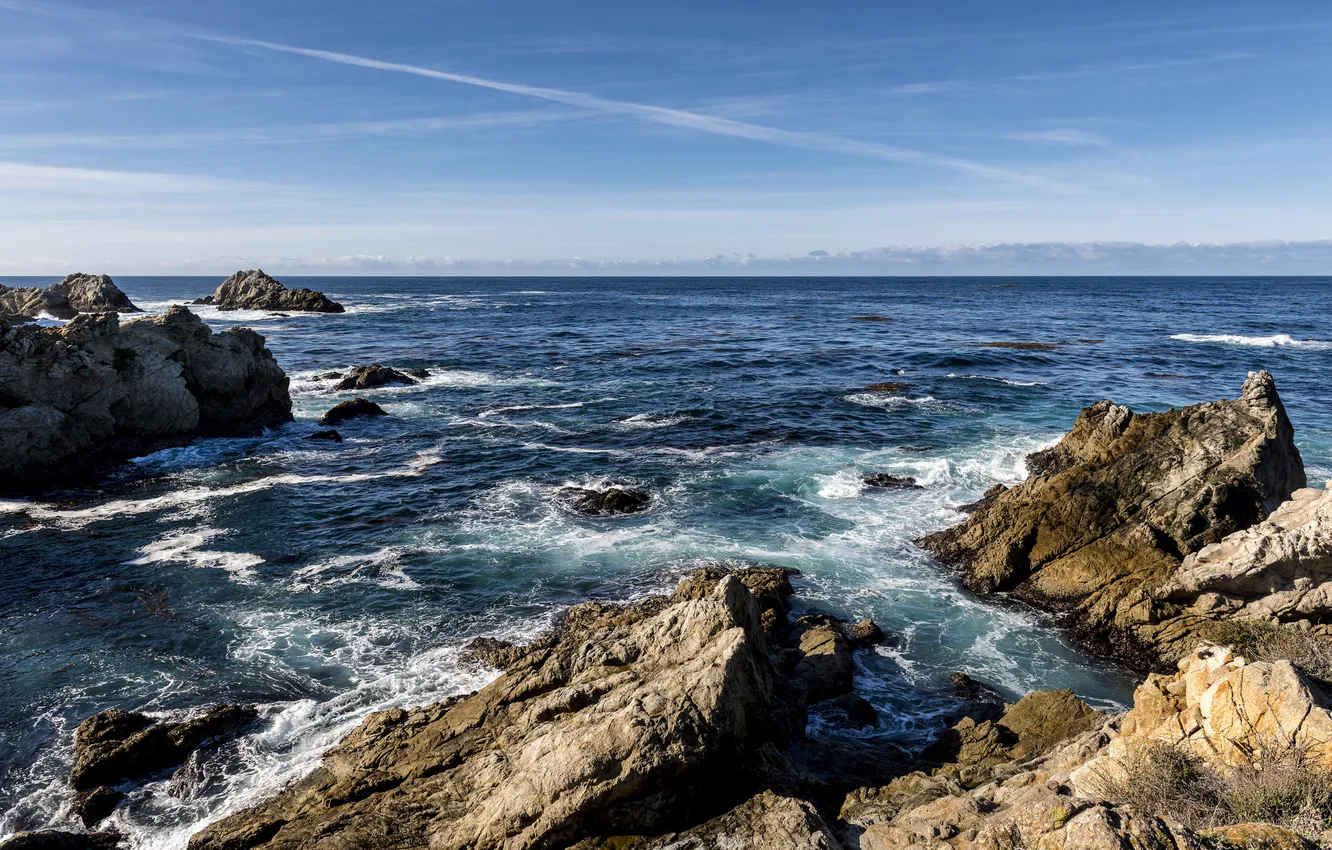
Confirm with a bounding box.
[2,276,1330,847]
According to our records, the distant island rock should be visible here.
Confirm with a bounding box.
[194,269,345,314]
[0,273,141,321]
[0,306,292,493]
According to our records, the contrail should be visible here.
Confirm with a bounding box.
[210,37,1058,188]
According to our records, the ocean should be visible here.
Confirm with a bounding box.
[2,276,1330,847]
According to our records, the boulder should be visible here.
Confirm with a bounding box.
[318,398,386,426]
[71,786,125,827]
[195,270,344,313]
[918,371,1306,668]
[0,283,74,320]
[0,307,292,492]
[187,576,773,850]
[558,485,652,516]
[862,473,921,489]
[335,365,417,391]
[70,704,258,791]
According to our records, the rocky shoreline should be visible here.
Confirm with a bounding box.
[3,282,1332,850]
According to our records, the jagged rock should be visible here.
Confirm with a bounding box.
[957,483,1008,515]
[862,473,921,489]
[558,485,652,516]
[918,371,1306,669]
[306,429,343,442]
[70,704,258,791]
[71,786,125,827]
[188,576,773,850]
[0,275,139,321]
[949,672,1006,722]
[1163,484,1332,624]
[195,270,344,313]
[61,274,140,314]
[335,365,417,391]
[318,398,386,426]
[571,791,845,849]
[0,307,292,492]
[0,832,121,850]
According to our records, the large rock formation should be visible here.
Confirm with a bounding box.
[71,704,258,791]
[1162,483,1332,629]
[195,270,344,313]
[0,275,139,321]
[0,307,292,491]
[919,371,1306,668]
[189,575,775,850]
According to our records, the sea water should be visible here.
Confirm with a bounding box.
[2,276,1330,847]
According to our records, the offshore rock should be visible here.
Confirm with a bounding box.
[862,473,921,489]
[70,704,258,790]
[558,485,652,516]
[918,371,1306,668]
[335,364,417,391]
[0,274,138,321]
[196,270,344,313]
[0,308,292,492]
[188,576,773,850]
[318,398,386,426]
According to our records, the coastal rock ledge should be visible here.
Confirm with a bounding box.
[195,270,344,313]
[919,370,1307,669]
[0,307,292,492]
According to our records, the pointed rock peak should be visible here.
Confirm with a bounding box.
[1240,369,1280,409]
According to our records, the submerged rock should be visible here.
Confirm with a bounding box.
[71,704,258,790]
[558,485,652,516]
[195,270,344,313]
[978,341,1058,351]
[0,274,139,321]
[335,364,417,391]
[865,381,908,393]
[318,398,386,425]
[862,473,921,489]
[188,576,774,850]
[0,307,292,492]
[918,371,1306,668]
[306,429,343,442]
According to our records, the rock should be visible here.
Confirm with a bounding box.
[828,693,878,728]
[842,618,886,648]
[862,473,921,489]
[315,371,344,380]
[950,672,1007,721]
[405,368,430,379]
[786,615,858,705]
[306,429,343,442]
[0,832,121,850]
[1162,484,1332,625]
[0,283,74,320]
[0,307,292,492]
[865,382,908,393]
[71,786,125,827]
[60,274,140,314]
[71,704,258,791]
[672,565,797,643]
[978,341,1058,351]
[574,791,845,849]
[196,270,344,313]
[1201,823,1317,849]
[187,576,773,850]
[318,398,386,426]
[335,365,417,391]
[558,485,652,516]
[918,371,1306,669]
[957,483,1009,514]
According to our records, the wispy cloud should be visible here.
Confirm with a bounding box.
[1003,129,1110,147]
[0,160,250,192]
[203,37,1058,189]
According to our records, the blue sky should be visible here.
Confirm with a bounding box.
[2,0,1331,274]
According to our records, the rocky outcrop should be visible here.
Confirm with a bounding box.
[71,704,257,791]
[558,485,652,516]
[0,832,121,850]
[918,371,1306,668]
[570,791,845,849]
[189,576,774,850]
[0,307,292,492]
[318,398,386,425]
[195,270,344,313]
[863,473,921,489]
[0,275,138,321]
[335,365,418,391]
[1162,484,1332,627]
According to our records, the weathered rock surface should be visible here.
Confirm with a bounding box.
[571,791,846,849]
[0,275,138,321]
[195,270,344,314]
[0,307,292,491]
[335,364,417,391]
[189,576,774,850]
[558,485,652,516]
[919,371,1306,668]
[0,831,121,850]
[71,704,258,790]
[71,786,125,827]
[1163,483,1332,625]
[318,398,386,426]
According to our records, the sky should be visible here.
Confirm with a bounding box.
[1,0,1331,275]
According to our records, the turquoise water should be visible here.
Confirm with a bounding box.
[2,276,1330,847]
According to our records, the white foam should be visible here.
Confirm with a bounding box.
[946,373,1044,387]
[845,393,939,409]
[613,412,692,430]
[1169,333,1332,350]
[290,546,421,591]
[126,529,264,581]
